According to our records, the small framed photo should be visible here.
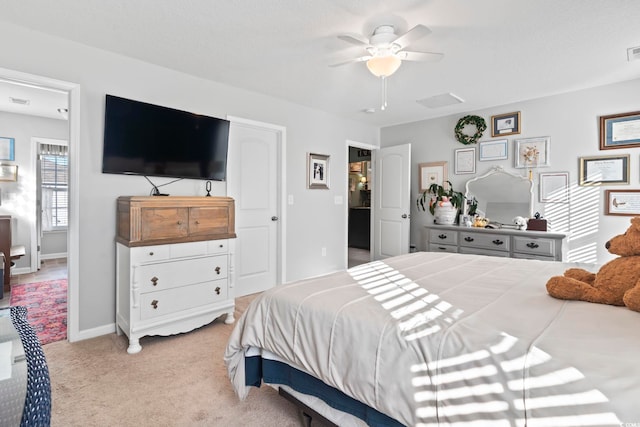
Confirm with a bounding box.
[605,190,640,215]
[0,164,18,182]
[579,154,629,186]
[0,137,15,161]
[539,172,569,203]
[418,161,448,192]
[307,153,330,189]
[454,147,476,175]
[478,139,508,161]
[514,137,550,168]
[599,111,640,150]
[491,112,521,137]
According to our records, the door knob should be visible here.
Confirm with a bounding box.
[271,216,279,221]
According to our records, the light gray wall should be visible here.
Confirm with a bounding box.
[0,111,68,269]
[1,22,378,332]
[381,77,640,265]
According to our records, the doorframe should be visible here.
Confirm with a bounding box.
[226,115,287,285]
[345,139,377,268]
[30,136,69,270]
[0,67,80,342]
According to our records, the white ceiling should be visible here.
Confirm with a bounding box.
[1,0,639,127]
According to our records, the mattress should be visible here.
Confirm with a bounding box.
[225,252,640,426]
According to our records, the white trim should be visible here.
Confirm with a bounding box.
[31,137,68,273]
[225,115,287,284]
[75,323,117,342]
[345,139,377,268]
[0,67,81,343]
[40,252,68,260]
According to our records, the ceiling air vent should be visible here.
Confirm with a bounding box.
[417,93,464,109]
[627,46,640,62]
[9,97,30,105]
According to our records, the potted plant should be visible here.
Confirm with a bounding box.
[417,181,466,225]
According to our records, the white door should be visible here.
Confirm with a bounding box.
[227,118,282,297]
[373,144,411,259]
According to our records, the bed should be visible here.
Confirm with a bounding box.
[224,252,640,426]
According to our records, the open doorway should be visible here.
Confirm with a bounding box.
[347,146,372,268]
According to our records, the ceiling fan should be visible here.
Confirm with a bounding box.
[331,24,444,110]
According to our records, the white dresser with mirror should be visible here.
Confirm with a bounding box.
[424,167,567,261]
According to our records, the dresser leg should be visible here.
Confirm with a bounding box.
[127,338,142,354]
[224,311,235,324]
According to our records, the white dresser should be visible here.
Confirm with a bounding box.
[424,224,567,261]
[115,196,236,354]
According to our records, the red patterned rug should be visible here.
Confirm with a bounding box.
[10,279,67,345]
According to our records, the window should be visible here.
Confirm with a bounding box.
[40,144,68,230]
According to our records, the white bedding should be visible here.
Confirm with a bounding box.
[224,252,640,426]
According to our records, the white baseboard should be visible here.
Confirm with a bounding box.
[12,267,31,276]
[41,252,68,260]
[69,322,116,343]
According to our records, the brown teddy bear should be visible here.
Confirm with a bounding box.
[546,216,640,312]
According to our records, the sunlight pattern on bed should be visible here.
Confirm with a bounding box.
[347,258,621,426]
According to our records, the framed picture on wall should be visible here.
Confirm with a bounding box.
[491,112,521,137]
[418,161,448,192]
[307,153,330,189]
[605,190,640,215]
[599,111,640,150]
[0,164,18,182]
[454,147,476,174]
[539,172,569,203]
[478,139,508,161]
[514,137,550,168]
[0,137,15,161]
[579,154,629,186]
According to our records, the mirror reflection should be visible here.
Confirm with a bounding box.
[465,166,533,225]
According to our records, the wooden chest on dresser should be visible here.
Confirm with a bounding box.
[424,224,567,261]
[115,196,236,354]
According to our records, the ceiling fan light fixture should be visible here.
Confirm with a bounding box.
[366,55,402,77]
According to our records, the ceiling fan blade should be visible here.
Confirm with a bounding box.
[392,24,432,49]
[397,50,444,62]
[329,55,372,67]
[337,32,371,46]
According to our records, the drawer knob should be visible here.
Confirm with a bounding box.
[526,242,540,249]
[438,234,447,240]
[215,266,221,274]
[492,239,504,246]
[219,244,224,248]
[464,237,474,242]
[437,247,447,251]
[215,287,221,295]
[195,220,200,225]
[151,300,158,309]
[177,220,183,225]
[151,276,158,286]
[148,251,154,256]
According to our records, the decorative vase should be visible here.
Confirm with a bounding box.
[434,203,458,225]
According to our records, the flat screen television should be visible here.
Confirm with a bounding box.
[102,94,230,181]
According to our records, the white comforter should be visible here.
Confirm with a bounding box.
[224,252,640,426]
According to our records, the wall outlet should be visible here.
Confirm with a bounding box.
[321,247,326,257]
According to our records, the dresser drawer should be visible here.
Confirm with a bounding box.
[460,247,510,258]
[130,245,171,263]
[135,255,228,293]
[459,231,509,252]
[428,243,458,253]
[140,279,228,320]
[429,229,459,245]
[513,236,555,257]
[207,239,230,254]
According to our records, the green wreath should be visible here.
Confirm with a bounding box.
[454,115,487,145]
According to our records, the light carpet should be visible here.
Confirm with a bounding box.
[42,294,316,427]
[10,279,67,345]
